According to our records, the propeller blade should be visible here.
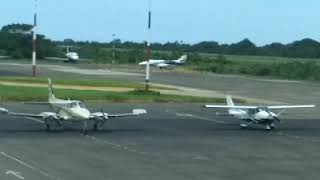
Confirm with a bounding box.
[101,108,108,120]
[273,116,281,122]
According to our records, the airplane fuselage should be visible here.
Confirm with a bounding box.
[66,52,79,61]
[49,99,90,121]
[229,108,277,123]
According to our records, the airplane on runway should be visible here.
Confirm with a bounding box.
[0,79,147,135]
[204,95,315,130]
[45,46,91,63]
[139,55,188,69]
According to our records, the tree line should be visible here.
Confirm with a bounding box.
[2,23,320,60]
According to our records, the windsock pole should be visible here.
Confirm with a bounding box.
[32,0,37,77]
[145,0,152,91]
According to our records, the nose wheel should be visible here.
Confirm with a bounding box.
[45,123,51,131]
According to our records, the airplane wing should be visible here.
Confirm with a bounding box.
[266,105,315,109]
[23,102,51,105]
[90,109,147,119]
[0,107,60,119]
[204,105,258,109]
[45,57,68,61]
[108,109,147,117]
[205,105,315,109]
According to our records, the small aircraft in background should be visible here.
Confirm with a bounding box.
[45,46,91,63]
[139,55,188,69]
[0,79,147,134]
[0,56,10,59]
[204,95,315,130]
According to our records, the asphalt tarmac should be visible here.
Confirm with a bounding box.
[0,103,319,180]
[0,61,319,179]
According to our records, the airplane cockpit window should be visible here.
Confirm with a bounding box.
[79,102,86,108]
[70,102,78,108]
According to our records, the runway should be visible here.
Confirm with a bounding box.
[1,61,320,105]
[0,103,319,180]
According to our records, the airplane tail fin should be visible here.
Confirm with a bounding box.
[226,95,234,106]
[66,46,70,53]
[178,55,187,63]
[48,78,56,100]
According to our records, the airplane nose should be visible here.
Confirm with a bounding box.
[78,109,90,119]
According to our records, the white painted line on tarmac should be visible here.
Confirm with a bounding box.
[85,135,150,155]
[174,112,229,124]
[6,170,24,179]
[0,152,61,180]
[1,152,34,169]
[26,117,44,124]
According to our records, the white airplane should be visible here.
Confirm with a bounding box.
[45,46,90,63]
[0,79,147,134]
[0,56,10,59]
[204,95,315,130]
[139,55,187,69]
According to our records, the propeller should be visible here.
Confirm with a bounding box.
[265,109,281,122]
[101,108,109,120]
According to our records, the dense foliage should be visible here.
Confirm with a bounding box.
[0,24,59,58]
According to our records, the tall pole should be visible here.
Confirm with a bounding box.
[112,33,115,64]
[32,0,38,77]
[145,0,151,91]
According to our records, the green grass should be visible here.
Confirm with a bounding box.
[0,77,173,90]
[0,85,234,103]
[198,53,320,64]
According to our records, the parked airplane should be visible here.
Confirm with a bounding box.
[139,55,187,69]
[0,56,10,59]
[204,95,315,130]
[0,79,147,134]
[45,46,90,63]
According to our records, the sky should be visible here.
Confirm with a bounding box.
[0,0,319,46]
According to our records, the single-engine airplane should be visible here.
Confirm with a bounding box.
[0,79,147,134]
[204,95,315,130]
[45,46,91,63]
[139,55,187,69]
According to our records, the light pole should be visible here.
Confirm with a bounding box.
[32,0,38,77]
[112,33,115,64]
[145,0,152,91]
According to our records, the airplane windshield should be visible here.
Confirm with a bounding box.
[70,102,78,108]
[79,102,86,108]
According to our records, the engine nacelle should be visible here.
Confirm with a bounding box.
[40,112,58,120]
[0,107,8,114]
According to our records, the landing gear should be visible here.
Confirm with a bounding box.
[265,124,271,131]
[93,123,99,131]
[240,123,248,129]
[93,119,107,131]
[240,121,254,129]
[82,120,88,135]
[45,123,51,131]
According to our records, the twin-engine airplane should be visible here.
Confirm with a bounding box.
[139,55,187,69]
[204,96,315,130]
[0,79,147,134]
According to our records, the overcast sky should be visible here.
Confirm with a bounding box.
[0,0,319,46]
